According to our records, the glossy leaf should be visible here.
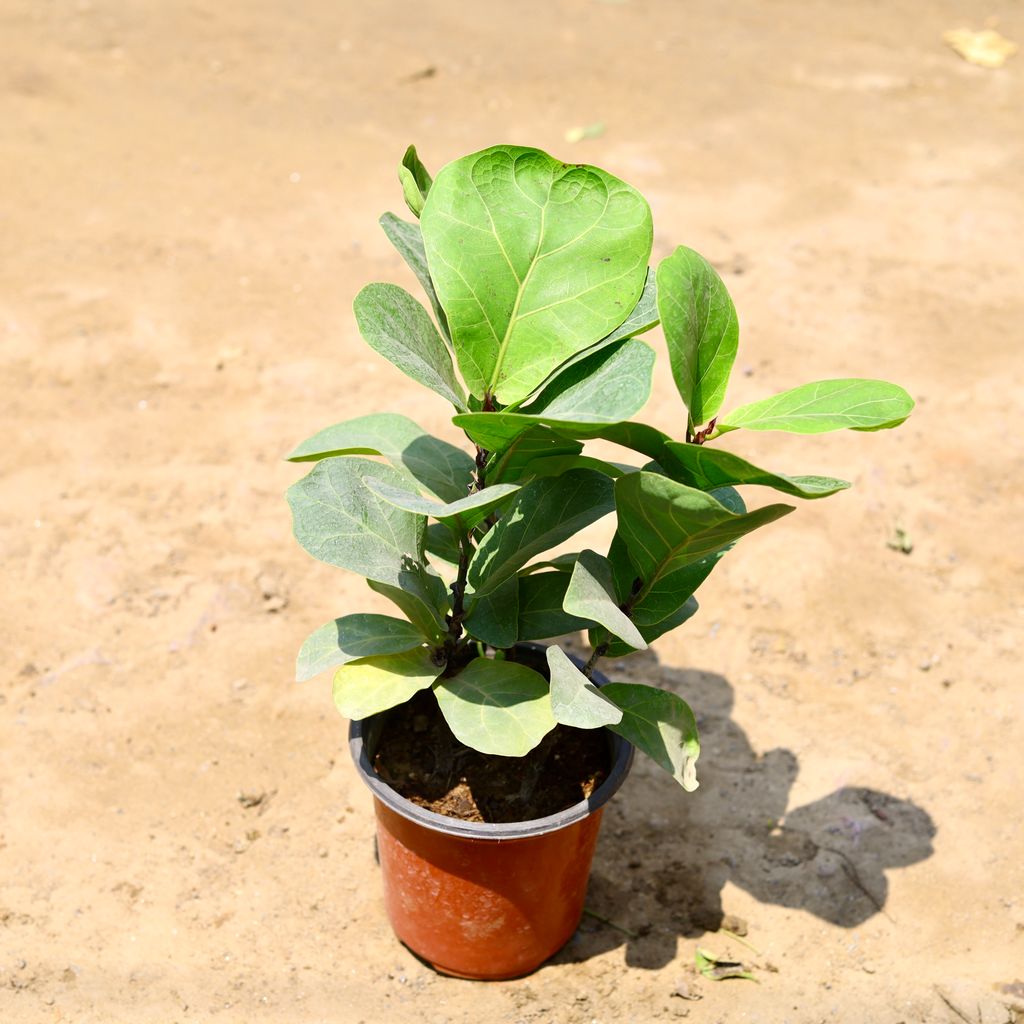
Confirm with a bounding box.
[563,549,647,650]
[286,413,474,503]
[663,442,850,499]
[517,571,594,641]
[657,246,739,430]
[434,657,556,756]
[378,212,450,342]
[615,471,793,615]
[546,646,622,728]
[398,144,432,218]
[296,614,425,682]
[520,338,655,424]
[463,574,519,648]
[717,379,914,435]
[353,283,467,411]
[367,579,447,641]
[467,470,615,600]
[602,682,700,791]
[454,412,672,466]
[364,477,520,531]
[421,145,653,404]
[519,454,631,480]
[333,647,441,720]
[486,426,583,485]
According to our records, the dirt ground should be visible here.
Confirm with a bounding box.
[2,1,1023,1021]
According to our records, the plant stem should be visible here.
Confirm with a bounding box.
[581,642,608,679]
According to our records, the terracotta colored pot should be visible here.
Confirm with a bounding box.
[348,660,633,980]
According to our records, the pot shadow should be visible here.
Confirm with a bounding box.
[553,655,936,970]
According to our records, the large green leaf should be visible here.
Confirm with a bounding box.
[353,283,467,411]
[519,454,631,480]
[717,379,914,435]
[378,213,451,343]
[420,145,653,404]
[363,478,520,531]
[425,522,460,566]
[398,144,432,218]
[434,657,556,756]
[454,412,671,466]
[519,338,655,424]
[602,682,700,791]
[486,426,583,484]
[517,571,595,641]
[367,579,447,642]
[657,246,739,431]
[663,442,850,499]
[333,647,442,720]
[546,646,622,728]
[286,413,474,503]
[463,574,519,648]
[288,458,446,627]
[563,549,647,650]
[467,470,615,601]
[615,471,793,614]
[296,614,426,682]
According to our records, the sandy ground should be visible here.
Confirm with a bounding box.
[2,1,1023,1021]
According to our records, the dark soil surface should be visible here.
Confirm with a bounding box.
[372,683,610,823]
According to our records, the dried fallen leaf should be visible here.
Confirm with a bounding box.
[695,947,758,983]
[943,27,1018,68]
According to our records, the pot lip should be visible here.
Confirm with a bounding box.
[347,644,635,840]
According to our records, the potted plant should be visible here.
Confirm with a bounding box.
[285,144,913,980]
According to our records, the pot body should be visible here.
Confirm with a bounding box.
[373,797,605,979]
[349,653,633,980]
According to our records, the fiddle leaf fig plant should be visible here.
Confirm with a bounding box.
[287,144,914,794]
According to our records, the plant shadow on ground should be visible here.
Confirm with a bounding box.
[553,650,937,970]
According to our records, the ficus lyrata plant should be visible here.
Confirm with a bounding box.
[286,144,913,792]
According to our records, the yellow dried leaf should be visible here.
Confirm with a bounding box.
[943,27,1018,69]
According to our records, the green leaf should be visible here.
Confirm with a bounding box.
[463,574,519,648]
[519,553,580,575]
[434,657,556,756]
[353,283,467,411]
[367,579,447,642]
[286,413,474,503]
[287,458,446,629]
[511,268,658,405]
[717,379,914,434]
[425,522,460,565]
[421,145,653,404]
[296,615,426,682]
[602,682,700,791]
[378,212,451,343]
[662,442,851,499]
[467,470,615,600]
[596,595,700,658]
[564,549,647,650]
[615,473,793,613]
[519,338,655,424]
[333,647,442,720]
[517,571,595,641]
[486,426,583,485]
[657,246,739,431]
[546,646,623,728]
[454,412,672,467]
[363,477,520,531]
[287,457,423,579]
[398,144,432,218]
[519,454,631,480]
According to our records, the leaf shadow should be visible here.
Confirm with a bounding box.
[551,651,936,970]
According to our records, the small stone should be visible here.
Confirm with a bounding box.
[721,913,748,936]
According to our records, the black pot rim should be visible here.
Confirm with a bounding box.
[347,644,635,840]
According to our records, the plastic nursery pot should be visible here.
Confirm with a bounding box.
[348,655,634,981]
